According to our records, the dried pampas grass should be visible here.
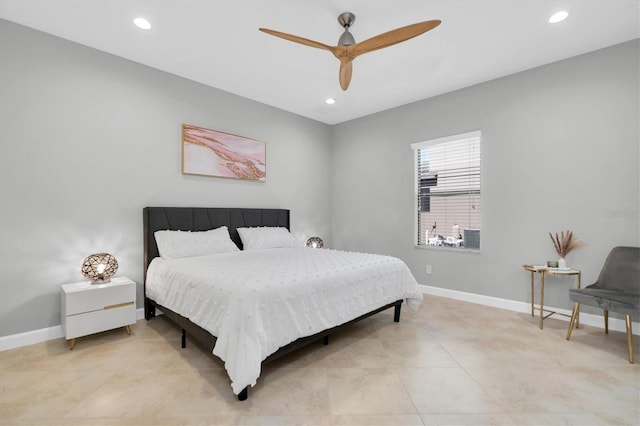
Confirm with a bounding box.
[549,230,586,258]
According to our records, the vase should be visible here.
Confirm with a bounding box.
[558,258,567,269]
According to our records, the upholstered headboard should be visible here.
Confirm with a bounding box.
[143,207,290,284]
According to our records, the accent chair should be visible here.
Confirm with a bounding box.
[566,246,640,363]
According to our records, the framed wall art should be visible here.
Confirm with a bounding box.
[182,124,266,182]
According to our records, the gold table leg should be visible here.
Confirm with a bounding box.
[539,272,545,329]
[530,271,535,317]
[67,324,131,351]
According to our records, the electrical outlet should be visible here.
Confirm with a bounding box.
[426,264,432,274]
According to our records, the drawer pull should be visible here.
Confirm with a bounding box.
[104,301,134,310]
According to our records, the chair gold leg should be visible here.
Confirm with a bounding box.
[576,273,581,328]
[625,314,633,364]
[604,309,609,334]
[566,302,579,340]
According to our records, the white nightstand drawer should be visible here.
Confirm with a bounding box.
[62,277,135,315]
[64,303,136,339]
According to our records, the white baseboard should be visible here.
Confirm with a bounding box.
[0,308,147,352]
[0,324,65,352]
[2,290,638,352]
[419,284,640,336]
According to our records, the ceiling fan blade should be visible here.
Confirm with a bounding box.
[352,20,441,58]
[339,60,353,91]
[259,28,335,53]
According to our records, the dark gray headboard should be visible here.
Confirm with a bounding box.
[143,207,290,284]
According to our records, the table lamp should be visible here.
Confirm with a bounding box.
[81,253,118,284]
[306,237,324,249]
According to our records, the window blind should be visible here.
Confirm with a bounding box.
[413,131,481,249]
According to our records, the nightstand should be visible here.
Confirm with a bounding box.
[61,276,136,349]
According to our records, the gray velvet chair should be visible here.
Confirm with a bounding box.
[566,246,640,363]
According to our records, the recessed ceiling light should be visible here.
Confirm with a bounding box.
[549,11,568,24]
[134,17,151,30]
[325,98,336,105]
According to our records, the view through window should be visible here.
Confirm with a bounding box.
[412,131,481,250]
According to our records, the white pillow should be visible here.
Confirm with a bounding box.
[237,226,299,250]
[154,226,239,259]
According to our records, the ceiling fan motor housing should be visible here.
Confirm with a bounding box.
[338,31,355,46]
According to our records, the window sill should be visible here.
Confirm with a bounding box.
[414,245,481,254]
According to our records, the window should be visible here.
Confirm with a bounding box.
[412,131,481,250]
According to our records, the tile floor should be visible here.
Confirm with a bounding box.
[1,296,639,425]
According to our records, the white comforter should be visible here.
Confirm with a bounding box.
[145,247,422,394]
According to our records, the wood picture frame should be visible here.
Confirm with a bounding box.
[182,124,266,181]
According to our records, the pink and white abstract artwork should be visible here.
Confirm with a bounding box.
[182,124,266,181]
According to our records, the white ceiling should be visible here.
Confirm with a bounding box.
[1,0,638,125]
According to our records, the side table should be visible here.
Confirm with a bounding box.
[522,265,581,329]
[61,276,136,349]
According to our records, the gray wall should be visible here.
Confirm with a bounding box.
[331,39,639,312]
[1,17,638,338]
[0,20,332,336]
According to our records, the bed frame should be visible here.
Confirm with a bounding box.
[143,207,403,401]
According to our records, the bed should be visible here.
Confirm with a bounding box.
[143,207,422,401]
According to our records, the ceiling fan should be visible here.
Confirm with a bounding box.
[259,12,441,91]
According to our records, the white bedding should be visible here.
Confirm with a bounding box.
[145,247,422,394]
